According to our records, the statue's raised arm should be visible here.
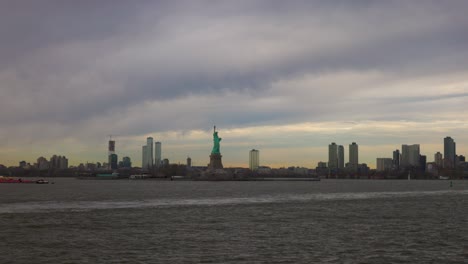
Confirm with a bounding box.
[211,126,222,154]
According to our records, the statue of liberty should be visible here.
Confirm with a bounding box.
[211,126,222,154]
[208,125,224,170]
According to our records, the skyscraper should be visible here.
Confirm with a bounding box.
[109,154,118,170]
[419,155,427,172]
[249,149,260,170]
[349,142,358,170]
[338,145,344,169]
[108,140,115,170]
[401,144,420,168]
[155,142,162,167]
[393,149,400,169]
[142,145,147,169]
[444,136,456,168]
[434,152,443,168]
[328,143,338,170]
[146,137,154,169]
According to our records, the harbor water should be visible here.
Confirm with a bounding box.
[1,179,467,263]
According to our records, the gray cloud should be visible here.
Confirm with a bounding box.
[1,1,468,165]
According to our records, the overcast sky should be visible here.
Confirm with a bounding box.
[1,0,467,168]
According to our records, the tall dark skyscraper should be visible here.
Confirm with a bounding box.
[393,149,400,169]
[109,153,118,170]
[155,142,162,168]
[349,142,358,171]
[108,139,116,170]
[434,152,443,168]
[328,143,338,170]
[444,136,456,168]
[338,145,344,169]
[419,155,426,172]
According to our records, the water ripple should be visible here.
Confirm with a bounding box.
[2,189,467,214]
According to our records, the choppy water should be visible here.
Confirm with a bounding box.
[1,179,467,263]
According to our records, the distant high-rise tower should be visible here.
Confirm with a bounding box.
[393,149,400,169]
[338,145,344,169]
[249,149,260,170]
[419,155,427,172]
[434,152,443,168]
[187,156,192,167]
[349,142,358,170]
[444,137,456,168]
[328,143,338,170]
[146,137,154,169]
[401,144,420,168]
[108,140,116,169]
[108,140,115,154]
[109,154,118,170]
[142,145,147,169]
[155,142,162,167]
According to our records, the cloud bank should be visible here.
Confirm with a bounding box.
[1,1,467,167]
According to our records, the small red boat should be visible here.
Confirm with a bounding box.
[0,177,34,183]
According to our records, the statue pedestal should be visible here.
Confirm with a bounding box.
[208,153,223,170]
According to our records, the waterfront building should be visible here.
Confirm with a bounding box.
[444,136,456,168]
[419,155,427,173]
[357,163,370,176]
[316,161,328,176]
[50,155,59,168]
[108,140,115,154]
[392,149,400,170]
[86,163,97,171]
[59,156,68,169]
[401,144,420,168]
[338,145,344,169]
[109,154,118,170]
[376,158,393,171]
[108,140,115,170]
[49,155,68,169]
[37,157,49,170]
[328,143,338,170]
[146,137,154,169]
[187,156,192,167]
[155,142,162,167]
[426,162,437,175]
[434,152,443,168]
[122,156,132,168]
[142,145,147,169]
[249,149,260,170]
[349,142,358,171]
[317,162,327,168]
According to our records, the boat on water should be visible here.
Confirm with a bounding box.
[0,176,34,183]
[36,179,49,184]
[129,174,150,180]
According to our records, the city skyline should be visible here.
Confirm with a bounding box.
[1,1,467,168]
[5,133,465,171]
